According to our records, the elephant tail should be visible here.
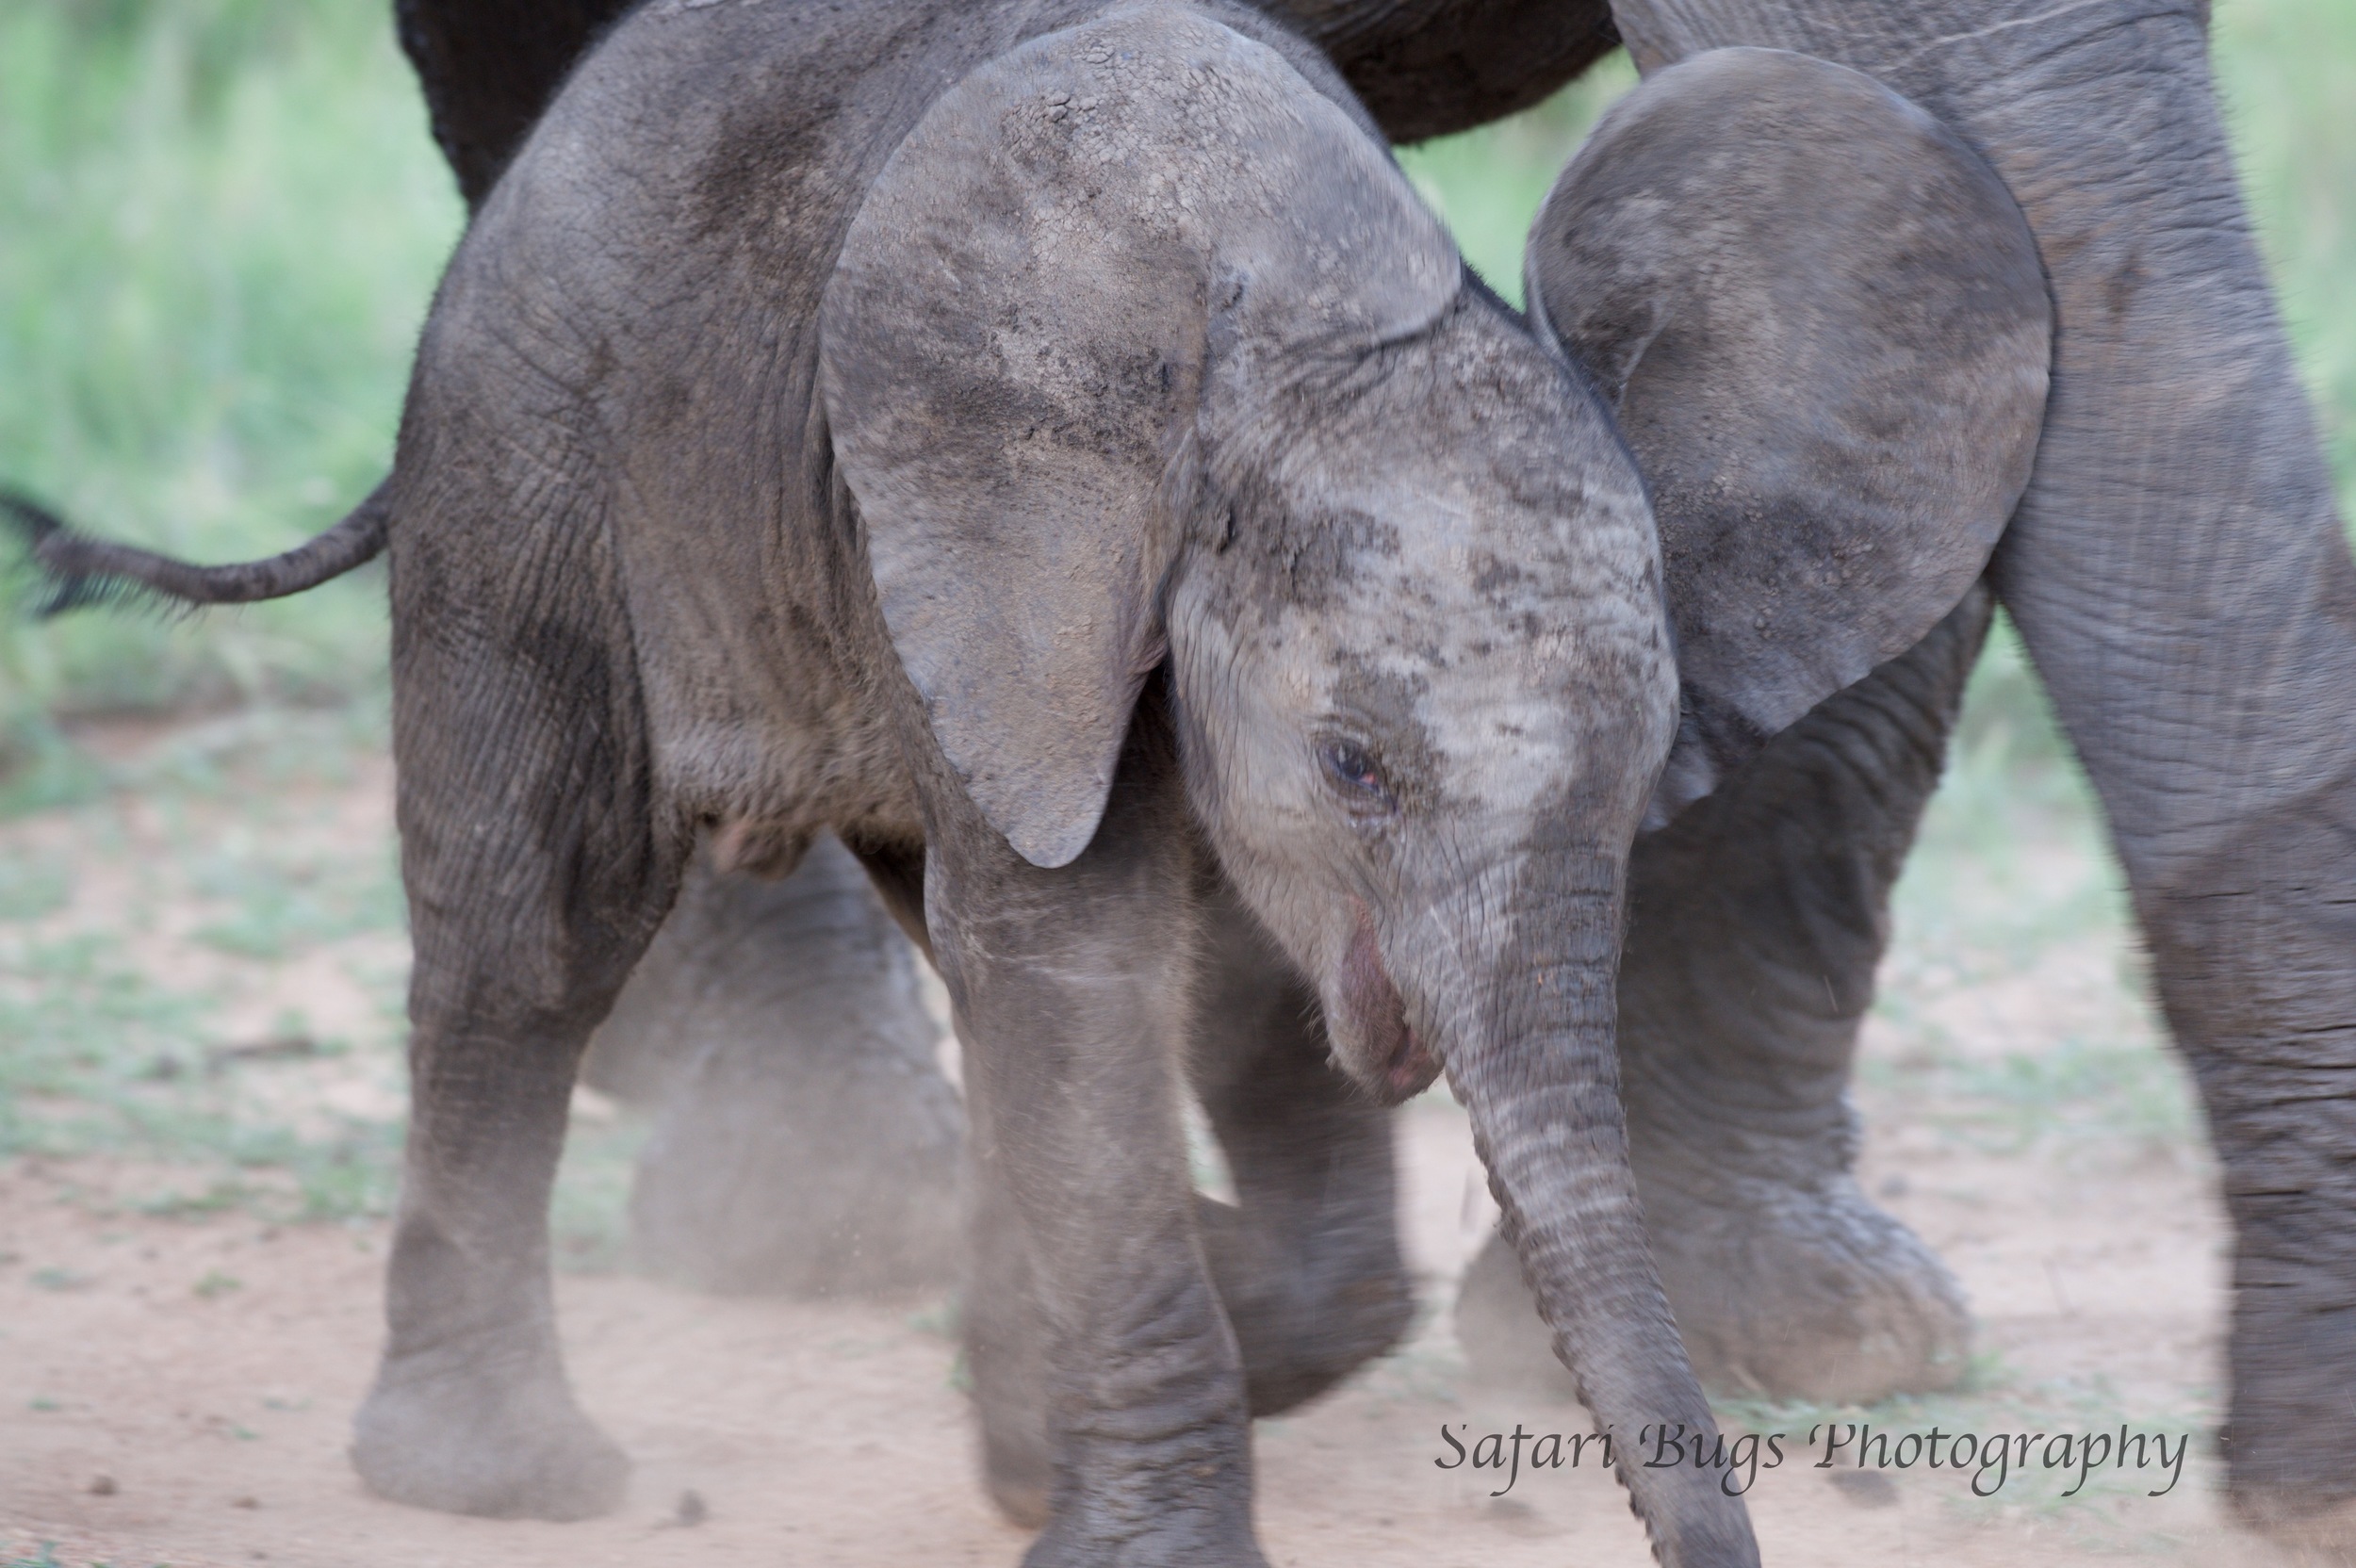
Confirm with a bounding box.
[3,480,391,615]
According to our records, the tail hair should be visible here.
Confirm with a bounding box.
[2,482,393,617]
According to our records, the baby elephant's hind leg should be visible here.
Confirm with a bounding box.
[352,500,683,1521]
[585,834,962,1296]
[1458,589,1992,1404]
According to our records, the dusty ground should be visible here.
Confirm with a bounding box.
[0,709,2314,1567]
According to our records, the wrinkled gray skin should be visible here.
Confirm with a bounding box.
[1600,6,2356,1549]
[1500,7,2356,1556]
[390,0,1622,1341]
[397,0,1626,1356]
[384,0,2356,1554]
[385,0,1996,1439]
[25,5,2054,1564]
[584,836,1410,1411]
[1482,1,2356,1551]
[1458,586,1993,1404]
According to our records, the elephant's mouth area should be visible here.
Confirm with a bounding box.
[1339,905,1442,1105]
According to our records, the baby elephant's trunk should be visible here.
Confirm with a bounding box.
[1446,869,1760,1568]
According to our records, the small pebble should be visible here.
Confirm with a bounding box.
[232,1494,260,1510]
[676,1489,709,1527]
[1826,1469,1899,1508]
[89,1474,116,1496]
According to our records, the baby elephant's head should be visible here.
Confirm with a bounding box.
[1161,288,1672,1107]
[823,15,2045,1567]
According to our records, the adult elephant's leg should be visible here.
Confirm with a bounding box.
[966,873,1415,1528]
[352,480,682,1520]
[1608,0,2356,1540]
[1458,590,1988,1402]
[581,834,962,1297]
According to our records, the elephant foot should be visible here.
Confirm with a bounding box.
[1648,1174,1971,1401]
[1194,1193,1415,1415]
[2224,1310,2356,1561]
[1457,1175,1969,1404]
[983,1422,1052,1528]
[1023,1508,1268,1568]
[583,833,963,1298]
[2241,1494,2356,1567]
[352,1343,629,1520]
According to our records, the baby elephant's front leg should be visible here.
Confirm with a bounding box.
[967,882,1412,1529]
[928,791,1263,1567]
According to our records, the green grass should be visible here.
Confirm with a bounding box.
[1397,54,1639,305]
[0,0,460,787]
[0,900,409,1221]
[0,712,641,1256]
[2217,0,2356,506]
[185,828,403,959]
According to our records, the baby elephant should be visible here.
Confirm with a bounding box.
[16,5,2047,1564]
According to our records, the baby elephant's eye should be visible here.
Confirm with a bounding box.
[1319,740,1395,811]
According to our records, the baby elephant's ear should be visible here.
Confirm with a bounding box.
[1526,47,2051,823]
[824,8,1455,869]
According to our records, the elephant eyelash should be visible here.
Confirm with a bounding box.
[1319,739,1395,812]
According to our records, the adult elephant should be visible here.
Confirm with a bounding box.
[1511,2,2355,1552]
[385,0,2356,1551]
[1495,4,2356,1555]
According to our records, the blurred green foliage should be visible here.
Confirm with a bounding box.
[0,0,459,791]
[1397,52,1639,304]
[0,0,2349,796]
[2217,0,2356,508]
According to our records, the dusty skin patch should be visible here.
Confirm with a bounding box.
[0,708,2308,1567]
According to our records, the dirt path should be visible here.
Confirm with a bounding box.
[0,1107,2288,1568]
[0,714,2309,1567]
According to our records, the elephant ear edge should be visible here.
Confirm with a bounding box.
[820,7,1459,869]
[1525,46,2052,825]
